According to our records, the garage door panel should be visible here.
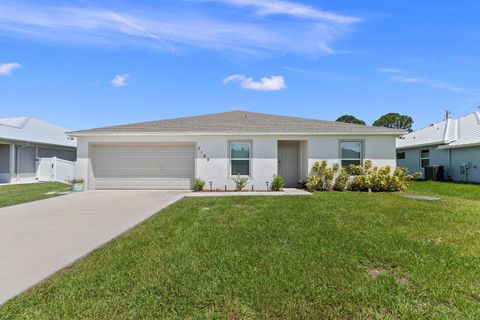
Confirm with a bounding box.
[92,145,195,190]
[95,178,192,189]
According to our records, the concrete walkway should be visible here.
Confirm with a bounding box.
[0,190,188,304]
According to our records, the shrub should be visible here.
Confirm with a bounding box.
[306,160,339,191]
[271,175,285,191]
[306,176,320,192]
[333,168,349,191]
[193,178,205,192]
[70,178,85,184]
[307,160,420,193]
[349,161,420,192]
[233,174,248,191]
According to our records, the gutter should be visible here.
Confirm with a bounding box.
[438,142,480,150]
[396,142,448,150]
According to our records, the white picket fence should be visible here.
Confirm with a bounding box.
[36,157,75,183]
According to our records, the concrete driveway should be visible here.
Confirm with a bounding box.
[0,190,188,304]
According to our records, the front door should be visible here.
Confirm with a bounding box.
[278,142,299,187]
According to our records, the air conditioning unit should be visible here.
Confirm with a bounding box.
[424,166,444,181]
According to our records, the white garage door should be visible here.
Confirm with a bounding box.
[92,144,195,190]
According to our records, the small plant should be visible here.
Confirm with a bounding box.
[70,178,85,185]
[271,175,285,191]
[233,174,248,191]
[193,178,205,192]
[70,178,85,192]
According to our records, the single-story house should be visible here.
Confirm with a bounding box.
[69,111,403,190]
[0,116,77,183]
[396,111,480,182]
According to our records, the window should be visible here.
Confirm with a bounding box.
[340,141,363,168]
[230,141,251,176]
[420,149,430,168]
[396,152,406,160]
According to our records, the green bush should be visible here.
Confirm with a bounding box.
[233,174,248,191]
[333,168,349,191]
[349,160,421,192]
[307,160,421,193]
[306,160,339,191]
[193,178,205,192]
[271,175,285,191]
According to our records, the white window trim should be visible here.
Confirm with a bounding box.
[420,149,430,168]
[228,140,252,177]
[339,140,364,168]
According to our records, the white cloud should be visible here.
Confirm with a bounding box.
[224,74,286,91]
[0,1,361,56]
[390,75,466,94]
[377,67,470,94]
[210,0,361,24]
[223,74,247,84]
[111,73,129,87]
[377,67,402,74]
[0,62,21,75]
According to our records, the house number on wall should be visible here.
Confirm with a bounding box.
[197,146,210,162]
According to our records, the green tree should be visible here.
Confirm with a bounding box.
[336,114,366,125]
[373,113,413,131]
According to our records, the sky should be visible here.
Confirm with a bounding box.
[0,0,479,131]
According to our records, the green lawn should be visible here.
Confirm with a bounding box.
[0,182,70,208]
[408,180,480,201]
[1,182,480,319]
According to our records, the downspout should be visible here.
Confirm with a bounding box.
[447,148,451,180]
[16,143,29,182]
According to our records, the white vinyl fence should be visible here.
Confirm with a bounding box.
[36,157,75,183]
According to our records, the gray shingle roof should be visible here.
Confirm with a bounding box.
[69,111,403,135]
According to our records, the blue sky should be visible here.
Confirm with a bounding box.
[0,0,479,130]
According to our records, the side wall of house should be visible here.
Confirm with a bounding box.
[75,134,398,190]
[397,145,450,178]
[449,146,480,183]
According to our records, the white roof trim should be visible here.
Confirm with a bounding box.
[397,142,448,150]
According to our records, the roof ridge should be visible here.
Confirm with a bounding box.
[443,118,451,142]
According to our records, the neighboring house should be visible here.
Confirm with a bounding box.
[396,111,480,183]
[0,117,77,183]
[69,111,402,190]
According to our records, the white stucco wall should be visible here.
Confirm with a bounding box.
[308,135,397,173]
[75,134,398,190]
